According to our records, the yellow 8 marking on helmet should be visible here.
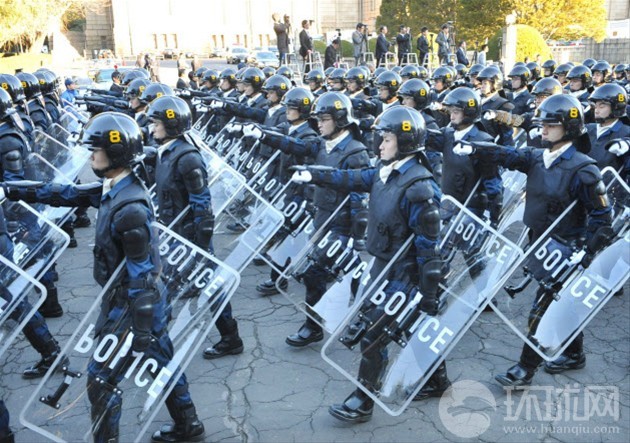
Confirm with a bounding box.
[21,81,27,88]
[391,80,397,86]
[156,92,163,98]
[334,100,343,109]
[468,99,476,107]
[446,73,451,79]
[165,109,176,119]
[1,83,7,90]
[302,98,310,105]
[109,130,121,143]
[39,79,45,84]
[420,88,426,96]
[254,75,260,82]
[358,74,364,79]
[139,85,146,92]
[280,83,287,89]
[569,107,579,118]
[618,93,626,103]
[401,120,412,131]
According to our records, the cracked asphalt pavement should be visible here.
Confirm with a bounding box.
[3,208,628,442]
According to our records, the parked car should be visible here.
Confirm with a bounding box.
[226,46,249,64]
[210,47,226,58]
[248,50,279,68]
[162,48,177,59]
[92,66,135,89]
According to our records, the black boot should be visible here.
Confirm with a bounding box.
[73,213,91,228]
[544,352,586,374]
[0,431,15,443]
[23,340,68,379]
[152,404,205,442]
[61,220,77,248]
[285,323,323,347]
[495,363,536,388]
[413,362,451,401]
[329,389,374,423]
[256,277,288,296]
[203,317,243,359]
[38,285,63,318]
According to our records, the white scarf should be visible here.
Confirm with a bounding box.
[157,138,177,160]
[481,91,498,105]
[102,169,132,195]
[379,155,415,184]
[543,142,572,169]
[247,93,262,107]
[454,124,474,142]
[570,89,587,98]
[324,130,350,154]
[596,119,618,139]
[288,121,308,135]
[267,103,283,117]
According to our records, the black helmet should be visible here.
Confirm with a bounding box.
[329,68,347,85]
[0,88,15,120]
[34,70,57,95]
[554,63,572,79]
[542,59,556,77]
[219,68,237,87]
[588,83,627,120]
[373,106,426,156]
[372,67,388,79]
[305,69,325,86]
[15,72,41,99]
[239,67,265,91]
[139,83,174,105]
[195,66,209,79]
[0,73,26,103]
[467,64,485,80]
[417,66,429,80]
[311,92,357,128]
[613,63,626,78]
[262,66,276,78]
[277,66,294,80]
[122,70,146,87]
[477,66,504,93]
[508,65,531,87]
[531,77,563,97]
[431,66,454,87]
[513,62,526,68]
[454,63,468,78]
[146,95,192,139]
[591,61,611,84]
[81,112,143,173]
[134,68,150,79]
[281,87,315,120]
[532,94,585,140]
[566,65,592,88]
[526,62,541,80]
[125,78,151,99]
[345,67,368,87]
[582,58,597,69]
[375,71,402,96]
[262,74,292,98]
[397,79,432,110]
[442,87,481,129]
[202,69,220,86]
[324,67,335,77]
[400,65,420,80]
[391,66,403,74]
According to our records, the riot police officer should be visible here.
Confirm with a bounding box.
[34,70,61,123]
[305,69,327,97]
[16,72,52,132]
[1,112,206,442]
[507,65,533,115]
[454,94,613,387]
[345,67,369,99]
[476,66,515,146]
[352,71,402,118]
[542,59,556,78]
[200,69,221,94]
[328,68,348,93]
[585,83,629,176]
[566,65,593,107]
[242,92,371,346]
[591,61,611,88]
[290,106,444,422]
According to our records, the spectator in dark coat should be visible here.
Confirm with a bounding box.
[325,39,340,69]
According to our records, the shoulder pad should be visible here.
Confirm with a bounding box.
[576,163,603,186]
[405,178,437,203]
[176,149,205,173]
[345,148,370,169]
[0,133,26,154]
[113,202,150,233]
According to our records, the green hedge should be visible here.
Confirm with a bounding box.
[487,24,552,63]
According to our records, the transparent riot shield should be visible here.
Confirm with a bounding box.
[58,109,83,135]
[491,168,630,361]
[321,196,524,415]
[33,130,90,179]
[2,200,70,279]
[277,195,380,333]
[48,123,73,146]
[20,223,241,443]
[0,255,47,357]
[21,153,78,226]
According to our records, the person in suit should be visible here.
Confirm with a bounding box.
[375,26,391,68]
[352,23,368,66]
[396,25,411,66]
[436,24,451,65]
[299,20,314,73]
[417,27,430,66]
[477,44,488,66]
[273,13,290,66]
[456,41,469,66]
[325,39,340,70]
